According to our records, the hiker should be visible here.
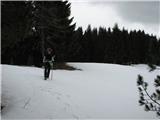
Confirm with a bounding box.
[43,47,55,80]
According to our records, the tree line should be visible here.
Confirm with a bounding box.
[1,1,160,66]
[69,24,160,65]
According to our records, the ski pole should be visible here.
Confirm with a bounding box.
[51,62,53,80]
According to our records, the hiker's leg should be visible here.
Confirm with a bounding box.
[46,63,50,78]
[48,65,51,78]
[44,63,48,79]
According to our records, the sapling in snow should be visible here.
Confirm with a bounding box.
[137,75,160,117]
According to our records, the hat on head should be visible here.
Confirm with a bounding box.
[47,47,52,52]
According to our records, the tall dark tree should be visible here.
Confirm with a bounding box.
[33,1,75,62]
[96,27,106,62]
[1,1,33,64]
[67,27,84,61]
[80,25,92,62]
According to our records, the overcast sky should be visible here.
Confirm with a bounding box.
[70,0,160,38]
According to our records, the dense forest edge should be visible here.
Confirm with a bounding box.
[1,1,160,67]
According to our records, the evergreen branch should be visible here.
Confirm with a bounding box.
[141,85,160,106]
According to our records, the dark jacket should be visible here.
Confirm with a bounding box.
[43,52,55,62]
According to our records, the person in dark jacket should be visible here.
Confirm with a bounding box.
[43,48,55,80]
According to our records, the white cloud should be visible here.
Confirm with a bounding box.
[71,2,122,28]
[70,1,160,37]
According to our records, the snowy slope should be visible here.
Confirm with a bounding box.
[1,63,160,119]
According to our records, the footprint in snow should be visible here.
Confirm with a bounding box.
[56,96,61,100]
[72,114,79,119]
[64,102,70,107]
[63,102,71,111]
[66,94,71,98]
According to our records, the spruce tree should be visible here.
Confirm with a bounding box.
[1,1,32,64]
[33,1,75,62]
[82,25,92,62]
[67,27,83,61]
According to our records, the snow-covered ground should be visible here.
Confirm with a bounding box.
[1,63,160,119]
